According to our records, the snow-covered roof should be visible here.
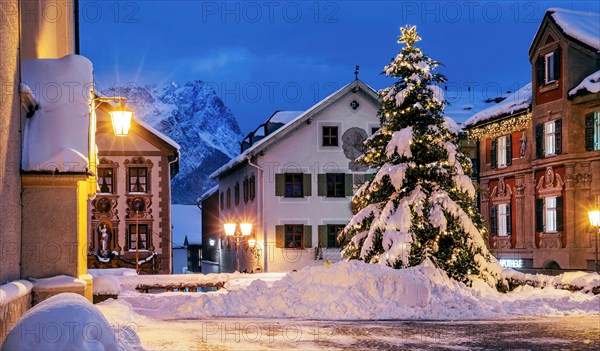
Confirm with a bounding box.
[548,8,600,51]
[21,55,93,172]
[464,83,532,127]
[569,70,600,97]
[198,184,219,202]
[211,80,379,178]
[133,116,181,150]
[268,110,304,124]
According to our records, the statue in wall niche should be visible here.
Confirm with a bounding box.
[520,132,527,157]
[342,127,369,171]
[99,224,111,257]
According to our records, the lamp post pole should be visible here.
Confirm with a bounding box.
[595,228,599,273]
[588,209,600,273]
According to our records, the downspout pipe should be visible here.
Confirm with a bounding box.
[246,155,266,271]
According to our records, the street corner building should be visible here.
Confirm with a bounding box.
[0,1,179,343]
[206,79,381,273]
[464,8,600,271]
[88,105,179,274]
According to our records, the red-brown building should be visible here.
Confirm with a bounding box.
[465,8,600,270]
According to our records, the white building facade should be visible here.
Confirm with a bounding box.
[211,80,380,272]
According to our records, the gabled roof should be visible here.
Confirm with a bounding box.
[198,184,219,203]
[464,83,532,128]
[530,8,600,56]
[211,80,380,179]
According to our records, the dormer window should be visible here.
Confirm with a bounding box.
[544,52,555,84]
[537,48,560,87]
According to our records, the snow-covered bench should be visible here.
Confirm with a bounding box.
[135,281,225,293]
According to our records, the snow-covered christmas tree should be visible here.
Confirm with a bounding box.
[338,26,502,287]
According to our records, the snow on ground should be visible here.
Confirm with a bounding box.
[2,293,142,351]
[98,260,599,322]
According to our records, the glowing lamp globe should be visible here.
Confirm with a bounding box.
[240,223,253,236]
[224,223,236,236]
[589,210,600,228]
[109,101,133,136]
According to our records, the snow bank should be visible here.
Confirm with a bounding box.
[465,83,532,127]
[93,276,121,295]
[105,261,600,321]
[2,293,119,351]
[21,55,93,172]
[0,280,33,305]
[569,70,600,97]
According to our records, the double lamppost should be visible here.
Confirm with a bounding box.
[224,222,253,272]
[588,208,600,273]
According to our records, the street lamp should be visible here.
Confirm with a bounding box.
[92,96,133,136]
[224,222,252,272]
[588,208,600,273]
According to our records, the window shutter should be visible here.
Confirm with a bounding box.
[490,139,497,169]
[535,124,544,159]
[365,173,376,182]
[506,134,512,165]
[317,174,327,196]
[554,119,562,155]
[490,205,497,236]
[506,203,512,235]
[535,199,544,232]
[553,48,560,81]
[275,174,285,196]
[303,174,312,196]
[556,197,564,231]
[585,113,594,151]
[275,225,285,248]
[536,56,544,86]
[303,225,312,248]
[318,225,328,247]
[345,174,353,196]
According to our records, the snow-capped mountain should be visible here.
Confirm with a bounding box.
[104,81,243,204]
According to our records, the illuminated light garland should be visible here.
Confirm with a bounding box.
[466,112,531,140]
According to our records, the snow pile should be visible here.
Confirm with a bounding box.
[105,261,600,321]
[0,280,33,305]
[549,8,600,51]
[93,276,121,295]
[465,83,532,127]
[569,70,600,96]
[1,293,122,351]
[21,55,93,172]
[88,268,138,277]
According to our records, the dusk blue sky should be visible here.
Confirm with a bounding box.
[80,1,600,134]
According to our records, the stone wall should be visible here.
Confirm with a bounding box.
[0,283,33,345]
[0,0,22,284]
